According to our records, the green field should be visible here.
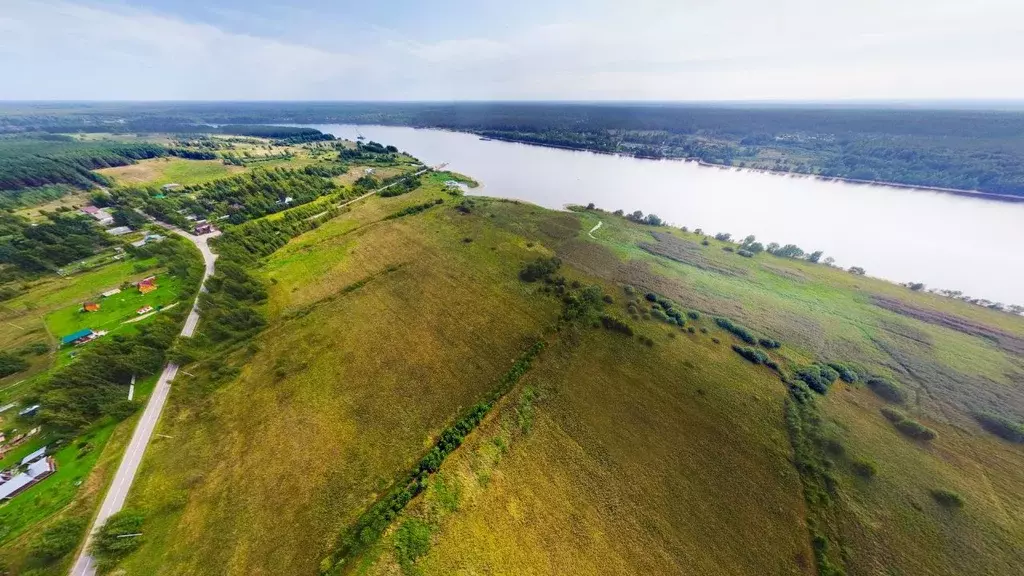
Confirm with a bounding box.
[95,157,245,187]
[81,175,1023,575]
[45,273,181,342]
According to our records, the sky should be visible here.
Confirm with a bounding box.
[2,0,1024,101]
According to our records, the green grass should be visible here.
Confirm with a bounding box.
[87,186,1024,575]
[95,158,244,187]
[0,422,117,545]
[44,274,181,340]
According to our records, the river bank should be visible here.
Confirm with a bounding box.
[472,133,1024,204]
[309,123,1024,307]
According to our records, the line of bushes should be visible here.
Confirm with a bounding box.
[866,376,908,404]
[880,407,937,441]
[323,341,546,574]
[519,256,562,282]
[644,292,686,326]
[600,314,634,336]
[714,317,757,344]
[973,412,1024,443]
[731,345,779,370]
[384,198,444,220]
[796,364,840,394]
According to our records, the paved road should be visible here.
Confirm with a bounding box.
[70,230,219,576]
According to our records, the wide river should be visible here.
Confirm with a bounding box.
[310,124,1023,307]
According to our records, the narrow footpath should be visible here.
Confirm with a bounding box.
[588,220,603,238]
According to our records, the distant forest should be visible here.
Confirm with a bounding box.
[2,102,1024,195]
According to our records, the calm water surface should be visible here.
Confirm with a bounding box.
[311,124,1024,306]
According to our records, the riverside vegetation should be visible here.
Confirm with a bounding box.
[56,149,1024,576]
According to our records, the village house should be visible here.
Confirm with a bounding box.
[194,222,215,235]
[60,328,103,346]
[83,302,100,312]
[138,277,158,294]
[81,206,115,226]
[0,446,56,501]
[106,226,132,236]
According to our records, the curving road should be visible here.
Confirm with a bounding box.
[70,229,219,576]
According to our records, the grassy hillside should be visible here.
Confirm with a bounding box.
[106,175,1022,575]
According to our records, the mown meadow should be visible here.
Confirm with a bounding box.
[98,171,1023,575]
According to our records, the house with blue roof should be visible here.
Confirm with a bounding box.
[61,329,94,346]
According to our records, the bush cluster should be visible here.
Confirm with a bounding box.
[880,407,937,441]
[972,412,1024,443]
[384,198,443,220]
[866,376,908,403]
[732,345,778,369]
[827,362,858,383]
[714,317,756,344]
[758,338,781,349]
[796,364,840,394]
[930,489,964,508]
[600,314,634,336]
[519,257,562,282]
[644,293,686,326]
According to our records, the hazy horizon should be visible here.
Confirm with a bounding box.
[3,0,1024,101]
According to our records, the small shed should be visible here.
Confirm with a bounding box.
[101,288,122,298]
[161,183,182,191]
[107,226,132,236]
[137,305,153,315]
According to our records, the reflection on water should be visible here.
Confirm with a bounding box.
[311,124,1024,306]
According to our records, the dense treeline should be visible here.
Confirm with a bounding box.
[8,103,1024,194]
[35,237,203,434]
[0,211,109,275]
[215,125,335,144]
[109,167,339,227]
[0,135,165,191]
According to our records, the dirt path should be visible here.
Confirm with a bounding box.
[588,220,603,239]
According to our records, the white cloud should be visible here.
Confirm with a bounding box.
[1,0,1023,100]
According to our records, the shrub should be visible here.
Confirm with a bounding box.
[895,418,937,441]
[758,338,781,349]
[30,516,87,561]
[827,362,858,383]
[973,412,1024,443]
[723,246,735,253]
[644,292,658,302]
[600,314,634,336]
[687,310,700,320]
[737,249,754,257]
[880,407,906,423]
[866,376,907,403]
[519,257,561,282]
[796,364,840,394]
[687,326,696,334]
[732,345,769,365]
[650,308,669,322]
[930,489,964,508]
[851,458,877,479]
[715,232,732,242]
[91,509,145,567]
[394,518,432,568]
[714,317,757,344]
[601,294,614,304]
[622,285,636,296]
